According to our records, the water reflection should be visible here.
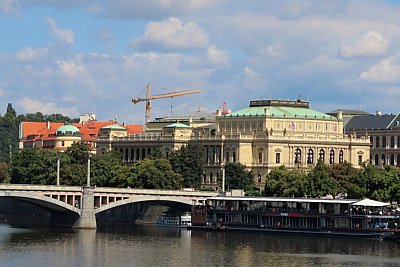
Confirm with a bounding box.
[0,224,399,267]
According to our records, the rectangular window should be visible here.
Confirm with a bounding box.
[276,153,280,164]
[358,155,362,165]
[232,152,236,162]
[258,152,263,164]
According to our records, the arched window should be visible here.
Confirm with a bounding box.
[142,148,146,160]
[294,148,302,165]
[131,148,134,161]
[382,136,387,148]
[398,136,400,148]
[376,136,380,148]
[319,149,325,163]
[397,154,400,166]
[391,136,395,148]
[381,154,386,165]
[307,149,314,164]
[390,154,395,165]
[370,136,373,146]
[339,150,344,163]
[374,154,379,165]
[136,148,140,161]
[329,149,335,164]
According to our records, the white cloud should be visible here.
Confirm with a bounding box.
[131,17,209,51]
[339,30,389,58]
[57,60,84,77]
[46,17,74,44]
[243,67,256,77]
[104,0,217,19]
[360,59,400,83]
[17,97,79,116]
[15,47,48,62]
[207,45,229,67]
[261,45,281,58]
[0,0,19,14]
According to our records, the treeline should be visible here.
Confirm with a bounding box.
[0,103,78,163]
[4,142,205,190]
[265,162,400,204]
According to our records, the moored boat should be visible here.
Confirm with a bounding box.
[156,212,192,228]
[190,196,400,239]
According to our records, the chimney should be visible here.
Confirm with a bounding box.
[337,110,343,120]
[47,121,51,129]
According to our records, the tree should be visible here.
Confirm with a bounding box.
[91,151,130,187]
[306,161,339,197]
[169,144,203,189]
[264,165,307,197]
[64,142,90,165]
[0,103,19,162]
[10,149,58,185]
[224,162,254,191]
[128,158,183,189]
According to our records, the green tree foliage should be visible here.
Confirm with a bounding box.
[10,149,58,184]
[0,163,10,183]
[0,103,19,162]
[128,158,183,189]
[169,144,203,189]
[224,162,254,191]
[306,161,339,197]
[91,151,130,187]
[264,165,307,197]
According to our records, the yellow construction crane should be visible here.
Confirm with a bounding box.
[132,82,200,125]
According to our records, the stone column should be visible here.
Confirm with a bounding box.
[73,186,97,229]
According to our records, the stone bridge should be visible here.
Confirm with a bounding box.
[0,184,218,229]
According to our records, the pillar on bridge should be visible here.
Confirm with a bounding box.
[73,187,97,229]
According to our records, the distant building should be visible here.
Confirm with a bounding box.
[346,112,400,167]
[97,99,370,189]
[19,114,143,154]
[327,109,372,129]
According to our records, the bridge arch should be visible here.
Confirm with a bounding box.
[0,191,81,215]
[95,195,195,214]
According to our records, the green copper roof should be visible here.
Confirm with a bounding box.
[164,123,190,128]
[225,106,335,120]
[56,125,80,135]
[102,124,126,130]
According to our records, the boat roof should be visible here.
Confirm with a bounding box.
[208,196,358,204]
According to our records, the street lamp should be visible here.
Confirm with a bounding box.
[56,153,61,186]
[87,154,91,187]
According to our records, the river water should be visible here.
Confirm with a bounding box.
[0,224,399,267]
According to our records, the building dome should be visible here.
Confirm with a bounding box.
[56,125,80,136]
[101,124,127,130]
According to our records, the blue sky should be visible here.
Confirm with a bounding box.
[1,0,400,124]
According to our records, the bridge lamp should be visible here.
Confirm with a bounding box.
[87,154,91,187]
[56,153,61,186]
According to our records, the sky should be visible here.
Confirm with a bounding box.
[1,0,400,124]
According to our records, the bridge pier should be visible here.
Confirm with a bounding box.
[73,187,97,229]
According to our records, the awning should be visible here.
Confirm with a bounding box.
[351,198,389,207]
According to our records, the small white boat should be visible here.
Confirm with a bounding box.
[156,212,192,228]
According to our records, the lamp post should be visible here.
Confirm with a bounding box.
[56,153,60,186]
[87,154,91,187]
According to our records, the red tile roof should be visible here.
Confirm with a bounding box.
[20,120,143,144]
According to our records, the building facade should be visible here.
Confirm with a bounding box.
[96,99,371,189]
[346,112,400,167]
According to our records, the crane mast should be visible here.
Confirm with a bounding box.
[132,82,200,126]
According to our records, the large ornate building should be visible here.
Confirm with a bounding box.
[346,112,400,167]
[96,99,371,189]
